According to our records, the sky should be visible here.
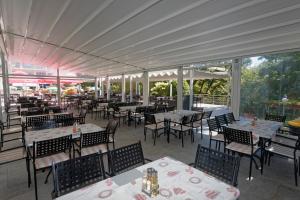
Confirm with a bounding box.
[250,56,265,67]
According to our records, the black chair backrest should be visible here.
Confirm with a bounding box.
[215,114,228,127]
[61,117,75,127]
[33,135,72,158]
[194,145,240,186]
[223,127,253,146]
[192,112,203,122]
[144,113,156,125]
[27,115,50,128]
[207,118,219,132]
[32,120,58,130]
[106,119,118,135]
[53,113,73,123]
[80,131,108,148]
[226,112,236,124]
[191,107,204,112]
[265,113,286,123]
[165,106,175,112]
[79,109,87,117]
[52,153,106,197]
[109,141,145,175]
[202,110,212,119]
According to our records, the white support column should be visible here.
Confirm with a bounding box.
[121,74,126,102]
[99,77,102,96]
[135,81,139,95]
[129,76,133,102]
[0,51,8,105]
[189,69,194,110]
[57,68,61,106]
[142,71,149,106]
[95,77,98,99]
[169,80,172,99]
[106,76,110,101]
[177,66,183,110]
[231,58,241,119]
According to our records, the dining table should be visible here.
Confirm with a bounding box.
[227,119,283,139]
[55,156,240,200]
[25,123,106,147]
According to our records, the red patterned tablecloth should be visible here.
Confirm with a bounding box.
[56,157,240,200]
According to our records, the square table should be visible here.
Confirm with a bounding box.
[55,157,240,200]
[227,119,282,139]
[25,123,106,147]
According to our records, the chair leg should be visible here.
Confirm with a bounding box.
[144,128,147,141]
[34,168,38,200]
[44,168,52,184]
[248,156,253,181]
[153,130,157,146]
[200,121,203,139]
[294,158,298,186]
[260,149,264,175]
[26,156,31,187]
[181,132,184,148]
[209,139,212,149]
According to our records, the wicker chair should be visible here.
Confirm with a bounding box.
[223,127,262,181]
[108,141,151,176]
[207,118,225,151]
[265,132,300,186]
[52,152,106,197]
[30,135,72,200]
[191,145,240,186]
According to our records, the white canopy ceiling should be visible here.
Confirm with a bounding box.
[1,0,300,77]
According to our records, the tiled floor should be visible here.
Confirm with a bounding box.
[1,113,300,200]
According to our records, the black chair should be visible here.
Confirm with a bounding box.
[265,113,286,123]
[131,107,145,128]
[223,127,262,181]
[30,135,72,200]
[215,114,228,127]
[144,113,165,145]
[108,141,151,176]
[199,110,213,138]
[192,145,240,186]
[26,115,50,130]
[189,112,204,137]
[113,107,127,127]
[226,112,237,124]
[170,115,194,147]
[207,118,225,151]
[106,119,119,149]
[265,132,300,186]
[32,120,58,130]
[74,109,87,124]
[52,152,106,197]
[61,117,76,127]
[0,121,24,149]
[76,131,109,157]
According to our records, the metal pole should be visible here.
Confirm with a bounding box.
[177,66,183,110]
[57,68,61,106]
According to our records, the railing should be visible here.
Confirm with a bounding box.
[194,94,229,106]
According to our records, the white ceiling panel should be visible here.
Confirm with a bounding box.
[1,0,300,77]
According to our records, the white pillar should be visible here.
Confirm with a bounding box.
[0,51,8,105]
[142,71,149,106]
[95,77,98,99]
[169,80,172,98]
[121,74,126,102]
[189,69,194,110]
[135,81,139,95]
[57,68,61,106]
[231,58,241,119]
[129,76,133,102]
[106,76,110,101]
[99,77,102,96]
[177,66,183,110]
